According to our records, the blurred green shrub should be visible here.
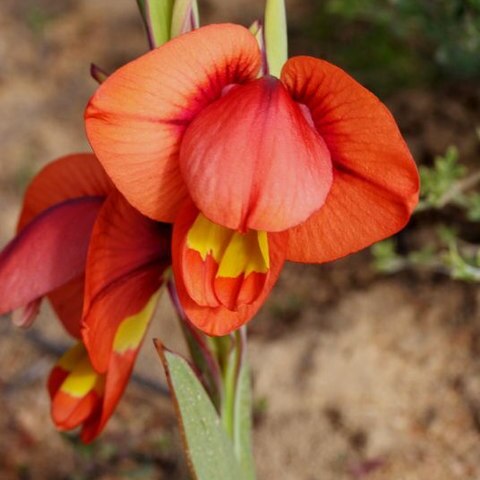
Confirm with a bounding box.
[303,0,480,92]
[372,143,480,282]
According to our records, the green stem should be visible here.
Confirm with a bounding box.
[167,279,223,408]
[218,331,243,439]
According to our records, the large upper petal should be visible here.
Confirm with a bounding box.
[172,201,287,336]
[281,57,419,263]
[179,76,332,232]
[85,23,261,222]
[18,153,113,231]
[0,198,103,315]
[82,193,171,373]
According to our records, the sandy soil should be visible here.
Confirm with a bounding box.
[1,1,480,479]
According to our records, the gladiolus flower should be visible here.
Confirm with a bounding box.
[0,154,172,440]
[85,24,419,336]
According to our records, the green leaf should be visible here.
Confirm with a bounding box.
[155,341,245,480]
[145,0,175,47]
[264,0,288,77]
[234,360,256,480]
[249,19,262,37]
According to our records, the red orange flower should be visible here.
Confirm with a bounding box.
[86,23,419,336]
[0,154,171,440]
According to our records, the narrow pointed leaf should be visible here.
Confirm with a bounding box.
[171,0,200,37]
[90,64,109,84]
[249,19,261,37]
[249,20,267,76]
[145,0,174,48]
[264,0,288,77]
[155,341,245,480]
[191,0,199,29]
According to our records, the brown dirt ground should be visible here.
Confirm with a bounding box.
[1,1,480,479]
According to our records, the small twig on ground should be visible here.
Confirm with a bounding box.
[417,170,480,212]
[437,170,480,208]
[1,320,170,397]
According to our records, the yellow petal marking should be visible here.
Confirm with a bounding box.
[187,213,233,262]
[57,342,87,372]
[113,290,160,354]
[187,213,270,278]
[217,230,269,277]
[60,345,99,398]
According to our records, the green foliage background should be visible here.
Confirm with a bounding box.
[300,0,480,93]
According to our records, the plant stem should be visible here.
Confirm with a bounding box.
[416,169,480,212]
[220,330,243,438]
[167,279,223,407]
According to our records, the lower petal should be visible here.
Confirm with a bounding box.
[52,390,102,431]
[179,206,270,310]
[172,201,287,335]
[49,343,104,431]
[80,351,135,443]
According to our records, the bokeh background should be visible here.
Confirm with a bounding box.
[1,0,480,479]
